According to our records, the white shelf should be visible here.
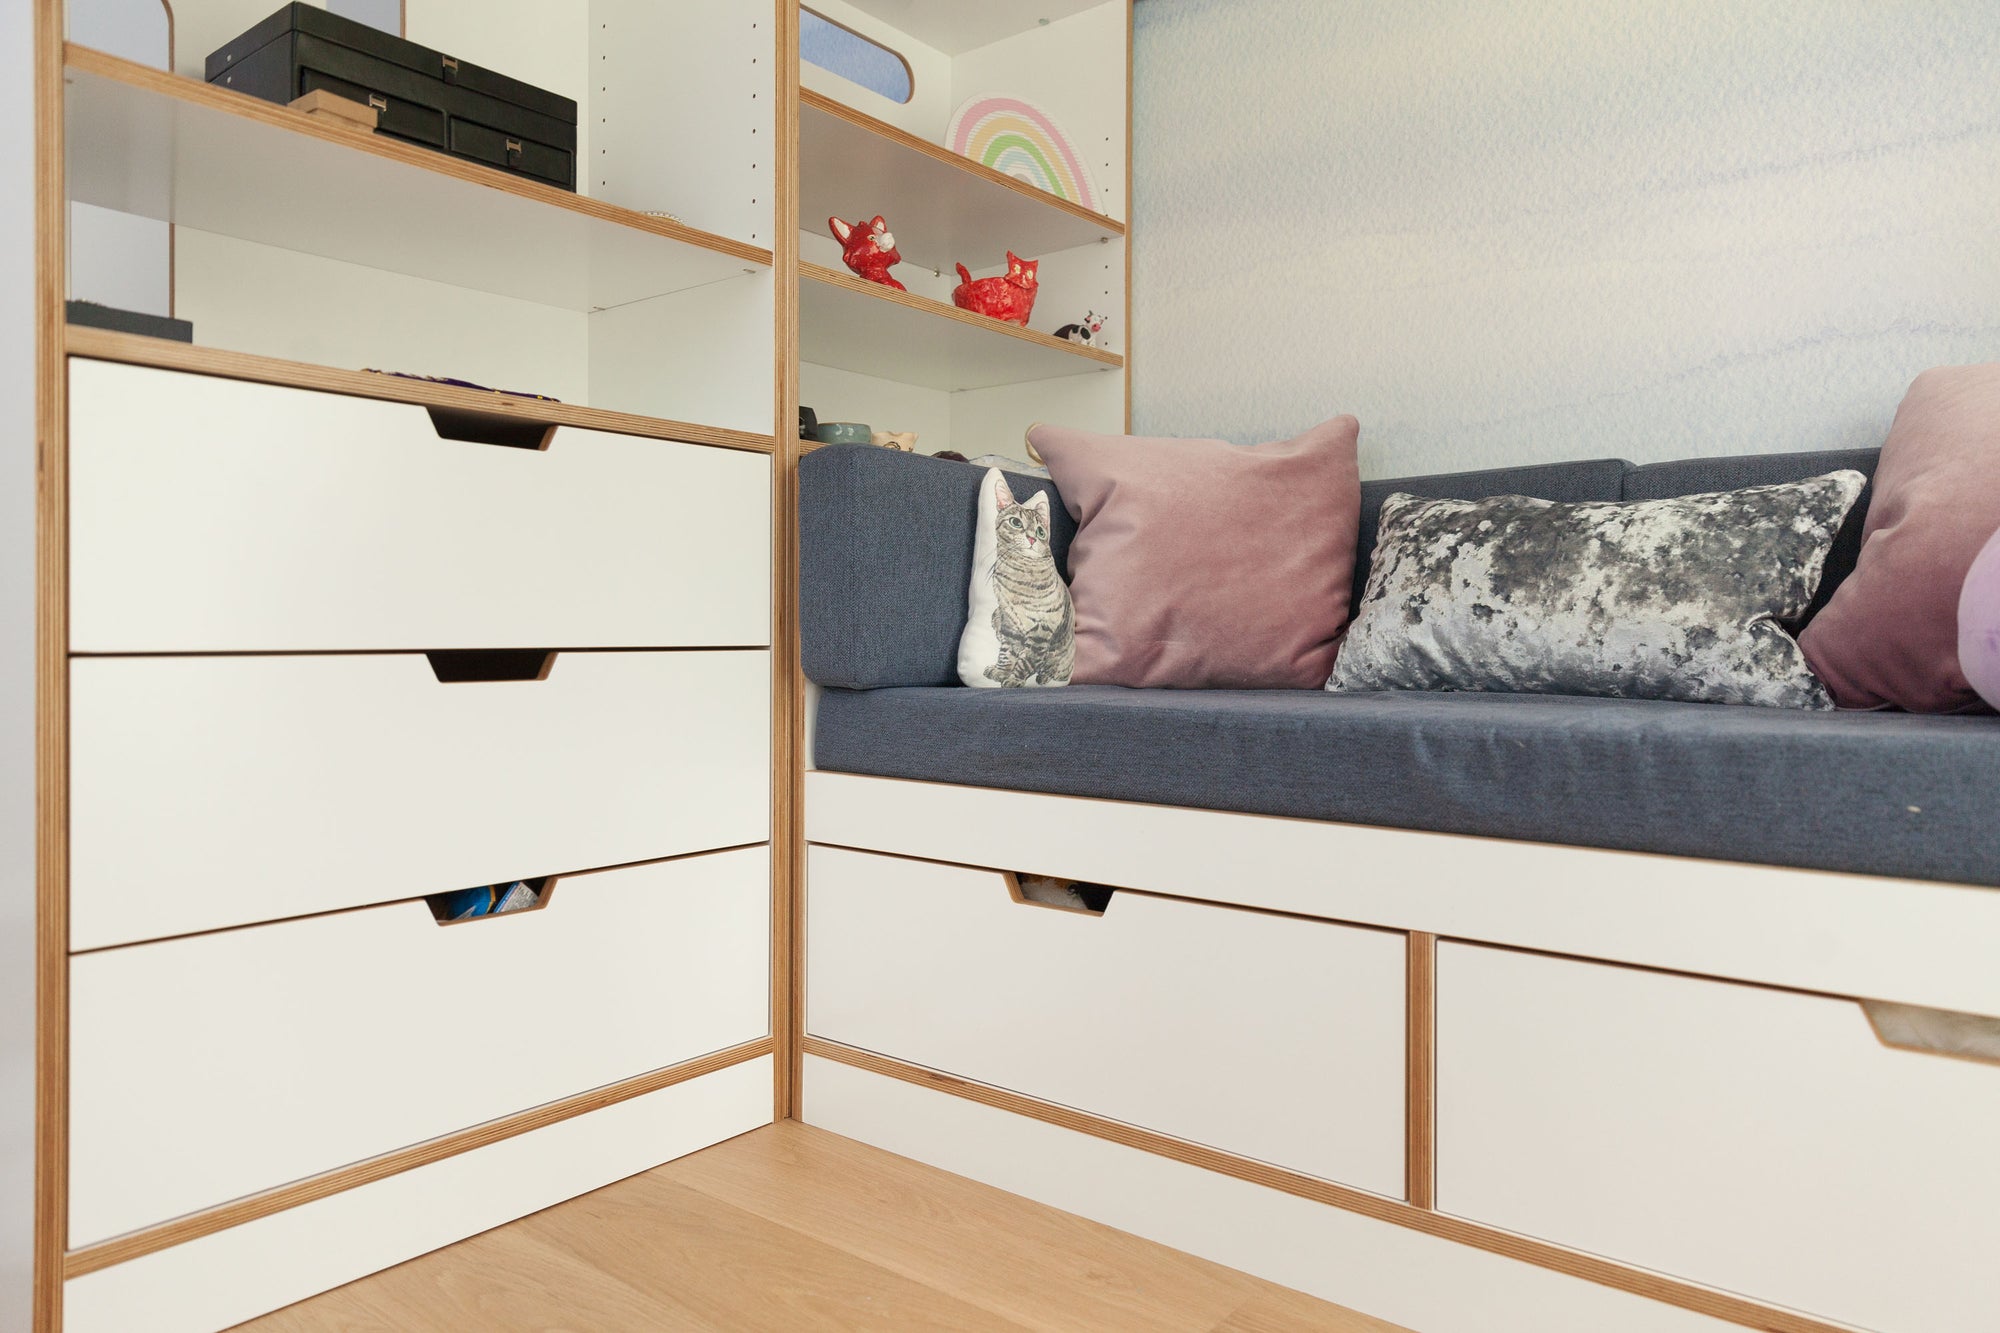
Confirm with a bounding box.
[801,263,1120,392]
[800,91,1122,275]
[63,47,769,314]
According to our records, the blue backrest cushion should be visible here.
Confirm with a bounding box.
[1622,447,1880,618]
[1352,458,1631,612]
[800,445,1075,689]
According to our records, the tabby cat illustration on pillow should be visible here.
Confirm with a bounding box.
[958,469,1074,688]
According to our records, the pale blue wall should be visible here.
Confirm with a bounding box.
[1132,0,2000,477]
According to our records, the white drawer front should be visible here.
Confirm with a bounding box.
[1437,943,2000,1333]
[69,359,772,652]
[71,650,771,950]
[806,846,1406,1195]
[66,1057,774,1333]
[70,847,771,1248]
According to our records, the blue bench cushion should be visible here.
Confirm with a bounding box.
[815,685,2000,886]
[802,445,1074,690]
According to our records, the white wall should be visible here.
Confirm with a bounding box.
[0,4,36,1331]
[1133,0,2000,477]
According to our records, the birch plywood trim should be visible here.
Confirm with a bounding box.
[33,0,67,1326]
[65,328,778,453]
[807,846,1407,1195]
[70,651,772,950]
[68,359,773,653]
[1437,943,2000,1333]
[63,1058,776,1333]
[772,0,806,1121]
[805,772,2000,1023]
[1405,932,1435,1209]
[802,1050,1854,1333]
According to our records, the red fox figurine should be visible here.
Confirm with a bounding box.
[830,215,905,291]
[952,252,1039,326]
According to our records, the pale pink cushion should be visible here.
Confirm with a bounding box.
[1028,418,1361,689]
[1802,364,2000,711]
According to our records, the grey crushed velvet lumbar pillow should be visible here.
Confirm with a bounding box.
[1328,471,1868,709]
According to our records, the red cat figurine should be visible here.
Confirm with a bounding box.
[952,251,1039,326]
[830,215,905,291]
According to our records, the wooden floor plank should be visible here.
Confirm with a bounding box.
[237,1219,719,1332]
[661,1119,1261,1332]
[523,1164,1030,1332]
[231,1124,1408,1332]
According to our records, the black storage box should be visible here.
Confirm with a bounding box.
[206,4,578,191]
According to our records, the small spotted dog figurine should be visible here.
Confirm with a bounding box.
[1054,310,1108,346]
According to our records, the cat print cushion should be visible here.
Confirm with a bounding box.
[958,468,1075,688]
[1329,471,1868,709]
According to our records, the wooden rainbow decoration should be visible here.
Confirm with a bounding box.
[946,95,1100,211]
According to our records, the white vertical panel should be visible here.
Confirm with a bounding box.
[949,1,1128,223]
[588,267,773,436]
[173,229,591,404]
[950,369,1123,460]
[1438,943,2000,1333]
[65,203,170,316]
[799,361,953,456]
[590,0,771,244]
[0,0,34,1325]
[66,0,171,65]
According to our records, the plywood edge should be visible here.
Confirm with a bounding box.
[1404,932,1436,1210]
[63,327,779,454]
[800,1039,1862,1333]
[34,1,69,1327]
[801,262,1125,369]
[64,1037,777,1279]
[771,0,806,1122]
[63,44,775,269]
[800,88,1127,238]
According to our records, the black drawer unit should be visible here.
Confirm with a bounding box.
[206,4,578,191]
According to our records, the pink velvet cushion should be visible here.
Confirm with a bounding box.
[1959,524,2000,711]
[1802,364,2000,711]
[1028,418,1361,689]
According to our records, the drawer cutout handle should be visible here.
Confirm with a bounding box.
[427,875,556,925]
[425,406,556,452]
[1005,872,1113,917]
[426,649,557,683]
[1862,1000,2000,1066]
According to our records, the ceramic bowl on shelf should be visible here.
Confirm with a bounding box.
[814,422,872,445]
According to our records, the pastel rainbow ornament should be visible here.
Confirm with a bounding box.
[947,95,1100,211]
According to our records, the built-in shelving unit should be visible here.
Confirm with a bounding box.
[798,89,1121,274]
[801,262,1120,391]
[793,0,1130,461]
[66,45,771,314]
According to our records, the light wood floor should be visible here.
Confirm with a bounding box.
[236,1121,1409,1332]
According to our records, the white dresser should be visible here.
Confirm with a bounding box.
[58,357,777,1333]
